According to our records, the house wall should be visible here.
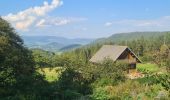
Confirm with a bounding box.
[118,50,137,64]
[127,53,137,63]
[118,49,137,74]
[127,53,137,73]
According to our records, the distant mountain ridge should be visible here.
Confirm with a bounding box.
[22,36,94,52]
[91,31,170,44]
[22,31,170,52]
[60,44,82,51]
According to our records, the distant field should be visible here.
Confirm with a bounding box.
[38,67,63,82]
[137,63,159,73]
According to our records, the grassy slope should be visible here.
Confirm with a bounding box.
[38,67,63,82]
[137,63,160,73]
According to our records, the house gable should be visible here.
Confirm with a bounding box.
[90,45,141,63]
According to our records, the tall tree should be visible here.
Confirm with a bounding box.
[0,17,35,87]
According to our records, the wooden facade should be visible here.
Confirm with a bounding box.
[90,45,141,74]
[117,48,138,74]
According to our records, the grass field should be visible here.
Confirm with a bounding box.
[137,63,160,73]
[38,67,63,82]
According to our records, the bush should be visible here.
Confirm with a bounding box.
[91,80,169,100]
[55,67,92,100]
[97,59,127,85]
[90,87,109,100]
[153,74,170,91]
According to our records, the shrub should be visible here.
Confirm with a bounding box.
[91,80,169,100]
[55,67,92,100]
[90,87,109,100]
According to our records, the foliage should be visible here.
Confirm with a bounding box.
[91,80,169,100]
[153,44,170,67]
[140,52,154,62]
[37,67,63,82]
[78,59,128,87]
[54,67,93,100]
[153,74,170,91]
[165,56,170,72]
[0,17,35,88]
[136,73,170,93]
[32,49,55,68]
[91,87,109,100]
[0,17,55,100]
[98,59,127,85]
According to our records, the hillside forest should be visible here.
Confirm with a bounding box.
[0,17,170,100]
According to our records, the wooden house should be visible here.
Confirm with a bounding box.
[89,45,141,74]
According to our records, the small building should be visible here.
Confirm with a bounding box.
[90,45,141,74]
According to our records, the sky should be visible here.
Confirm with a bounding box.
[1,0,170,38]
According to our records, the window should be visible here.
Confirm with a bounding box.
[129,64,136,69]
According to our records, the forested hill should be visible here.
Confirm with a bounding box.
[92,31,169,44]
[73,31,170,64]
[22,32,169,52]
[22,36,93,52]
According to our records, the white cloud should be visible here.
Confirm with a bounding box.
[36,19,47,27]
[15,16,36,31]
[36,17,87,27]
[2,0,63,31]
[104,16,170,33]
[107,16,170,27]
[105,22,113,27]
[53,18,71,26]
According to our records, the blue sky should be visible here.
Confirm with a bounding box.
[1,0,170,38]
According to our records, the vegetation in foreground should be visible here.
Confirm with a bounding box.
[0,17,170,100]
